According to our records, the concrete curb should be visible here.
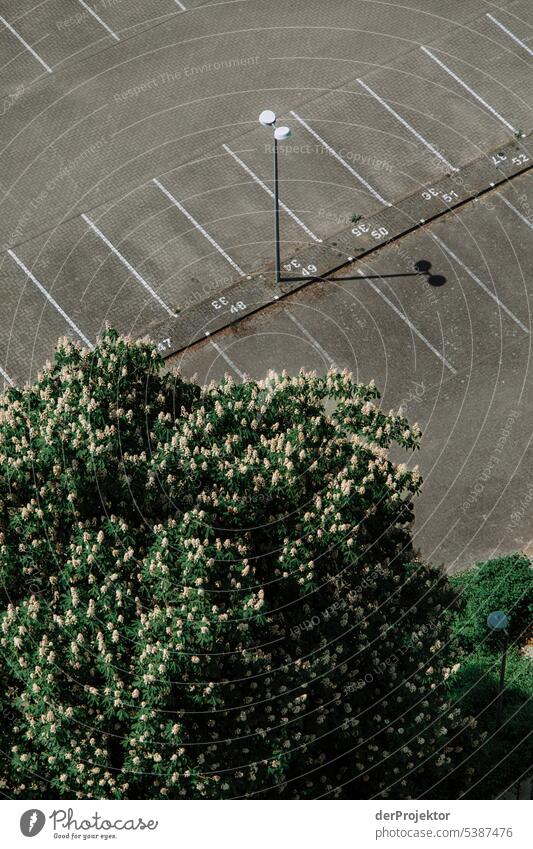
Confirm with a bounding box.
[152,132,533,359]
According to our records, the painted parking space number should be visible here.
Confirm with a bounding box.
[212,296,247,314]
[283,259,318,276]
[492,152,529,167]
[351,223,389,240]
[421,187,459,204]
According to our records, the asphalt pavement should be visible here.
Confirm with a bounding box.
[1,0,533,569]
[168,170,533,570]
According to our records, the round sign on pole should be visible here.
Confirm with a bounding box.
[487,610,509,631]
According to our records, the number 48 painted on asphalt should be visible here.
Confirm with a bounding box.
[211,296,247,313]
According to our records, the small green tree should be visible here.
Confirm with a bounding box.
[451,554,533,650]
[448,554,532,798]
[0,331,478,799]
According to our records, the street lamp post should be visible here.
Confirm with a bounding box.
[487,610,509,724]
[259,110,292,284]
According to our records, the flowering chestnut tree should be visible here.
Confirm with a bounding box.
[0,331,477,799]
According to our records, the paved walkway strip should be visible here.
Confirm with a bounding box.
[81,213,176,316]
[153,177,246,277]
[290,110,391,206]
[356,78,458,172]
[421,46,518,134]
[146,132,532,361]
[222,144,322,242]
[7,249,93,348]
[0,15,52,73]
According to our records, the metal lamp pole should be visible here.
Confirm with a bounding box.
[259,110,292,283]
[273,132,281,284]
[487,610,509,725]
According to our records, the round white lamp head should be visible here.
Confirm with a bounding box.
[274,125,291,141]
[487,610,509,631]
[259,109,276,126]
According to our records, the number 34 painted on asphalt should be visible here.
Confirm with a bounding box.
[283,259,318,275]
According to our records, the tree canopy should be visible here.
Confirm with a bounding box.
[0,331,478,799]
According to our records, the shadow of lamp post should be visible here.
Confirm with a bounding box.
[256,114,449,292]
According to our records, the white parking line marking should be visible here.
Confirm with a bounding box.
[284,309,336,367]
[81,213,176,316]
[175,0,187,9]
[0,365,15,387]
[498,194,533,229]
[210,341,245,379]
[77,0,119,41]
[0,15,52,73]
[290,110,391,206]
[153,177,246,277]
[431,233,529,333]
[421,46,517,134]
[486,14,533,57]
[222,143,323,243]
[356,78,459,172]
[7,249,93,348]
[359,269,456,373]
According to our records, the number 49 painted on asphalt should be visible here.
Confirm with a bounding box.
[283,259,318,275]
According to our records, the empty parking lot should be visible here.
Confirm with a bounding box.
[1,0,532,568]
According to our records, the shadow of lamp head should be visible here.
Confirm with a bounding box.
[415,259,447,288]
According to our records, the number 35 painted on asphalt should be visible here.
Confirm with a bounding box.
[352,223,389,240]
